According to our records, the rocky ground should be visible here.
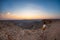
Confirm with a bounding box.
[0,19,60,40]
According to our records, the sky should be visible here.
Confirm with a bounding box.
[0,0,60,20]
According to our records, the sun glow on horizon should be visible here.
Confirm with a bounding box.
[0,3,59,20]
[0,0,60,20]
[0,12,53,20]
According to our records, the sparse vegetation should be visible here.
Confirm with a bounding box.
[0,19,60,40]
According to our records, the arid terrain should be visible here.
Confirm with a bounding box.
[0,19,60,40]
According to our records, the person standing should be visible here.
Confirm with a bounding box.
[42,24,47,31]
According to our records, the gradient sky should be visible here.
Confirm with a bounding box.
[0,0,60,20]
